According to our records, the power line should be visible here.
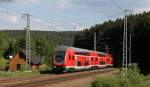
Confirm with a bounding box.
[0,6,64,31]
[0,6,19,16]
[28,1,76,25]
[110,0,123,10]
[0,6,70,31]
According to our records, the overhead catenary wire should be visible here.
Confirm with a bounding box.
[28,1,77,26]
[109,0,123,11]
[0,6,65,31]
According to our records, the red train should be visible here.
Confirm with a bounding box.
[52,46,113,72]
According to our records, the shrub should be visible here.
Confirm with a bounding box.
[20,65,31,71]
[0,57,8,71]
[91,64,150,87]
[92,76,120,87]
[38,64,48,71]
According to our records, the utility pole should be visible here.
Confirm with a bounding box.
[122,10,133,69]
[129,33,132,65]
[22,14,31,67]
[122,10,128,69]
[94,32,96,51]
[105,44,109,53]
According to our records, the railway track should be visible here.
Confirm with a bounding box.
[0,68,116,87]
[0,74,51,84]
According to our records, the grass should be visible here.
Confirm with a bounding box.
[90,66,150,87]
[0,71,40,78]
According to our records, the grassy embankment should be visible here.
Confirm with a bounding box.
[90,64,150,87]
[0,71,40,78]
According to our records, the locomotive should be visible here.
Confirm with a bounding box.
[52,45,113,73]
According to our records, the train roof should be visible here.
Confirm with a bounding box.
[55,45,106,55]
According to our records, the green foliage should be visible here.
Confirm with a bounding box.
[15,36,26,50]
[0,33,10,56]
[92,76,120,87]
[19,65,31,71]
[91,64,150,87]
[0,71,40,77]
[38,64,48,71]
[0,57,8,70]
[0,30,76,66]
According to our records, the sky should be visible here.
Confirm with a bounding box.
[0,0,150,31]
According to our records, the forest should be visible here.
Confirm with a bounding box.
[0,30,76,68]
[74,11,150,73]
[0,11,150,73]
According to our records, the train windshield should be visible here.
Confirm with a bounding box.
[55,51,65,63]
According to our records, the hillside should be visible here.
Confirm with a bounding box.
[0,30,76,46]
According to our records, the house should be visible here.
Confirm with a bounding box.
[9,50,41,71]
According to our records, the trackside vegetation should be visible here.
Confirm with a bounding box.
[91,64,150,87]
[0,71,40,78]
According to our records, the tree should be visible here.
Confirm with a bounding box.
[0,33,9,57]
[14,36,26,50]
[0,57,8,71]
[73,11,150,73]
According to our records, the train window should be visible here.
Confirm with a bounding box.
[77,61,81,66]
[75,52,80,55]
[91,57,93,61]
[98,54,106,57]
[72,55,74,60]
[100,61,105,65]
[75,52,89,55]
[96,58,98,61]
[55,51,65,63]
[69,55,71,60]
[85,61,89,65]
[107,59,109,61]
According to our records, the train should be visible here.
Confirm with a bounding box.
[52,45,113,73]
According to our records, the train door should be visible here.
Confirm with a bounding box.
[95,57,99,66]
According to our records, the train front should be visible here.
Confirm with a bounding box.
[52,46,67,73]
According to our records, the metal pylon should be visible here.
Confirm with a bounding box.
[22,14,31,67]
[122,12,128,69]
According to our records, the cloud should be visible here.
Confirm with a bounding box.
[29,0,39,4]
[30,18,64,31]
[55,0,71,9]
[0,0,39,4]
[0,0,14,2]
[71,0,110,8]
[8,15,17,23]
[0,12,18,24]
[68,0,150,19]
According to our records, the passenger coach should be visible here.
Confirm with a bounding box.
[52,46,113,72]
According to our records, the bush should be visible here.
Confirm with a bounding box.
[38,64,48,71]
[19,65,31,71]
[91,64,150,87]
[0,57,8,71]
[92,76,120,87]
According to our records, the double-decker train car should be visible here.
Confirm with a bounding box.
[52,45,113,72]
